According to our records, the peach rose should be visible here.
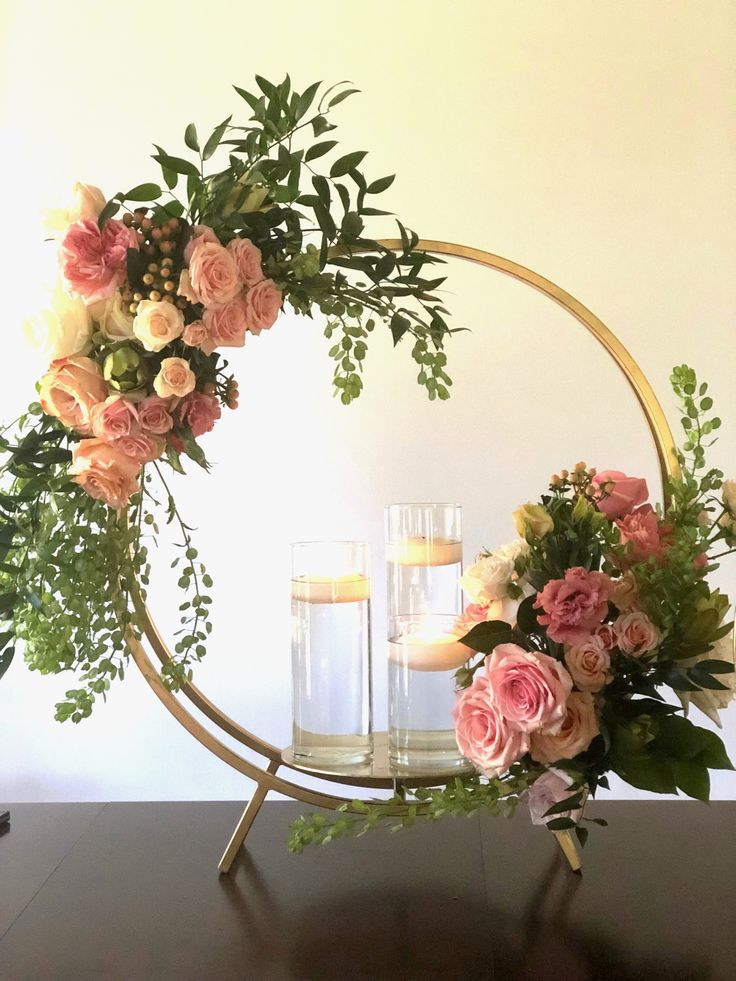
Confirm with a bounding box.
[243,278,282,334]
[227,238,263,287]
[453,673,529,777]
[153,358,196,398]
[70,438,141,509]
[39,355,107,434]
[530,692,600,765]
[615,611,660,656]
[188,241,240,307]
[90,395,140,441]
[113,433,165,464]
[486,643,573,734]
[182,320,209,349]
[611,570,640,613]
[133,300,185,353]
[202,297,248,349]
[137,395,174,435]
[535,567,613,644]
[592,470,649,520]
[61,217,137,304]
[183,224,219,263]
[177,269,200,305]
[176,391,221,438]
[564,636,611,693]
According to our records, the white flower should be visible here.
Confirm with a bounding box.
[42,182,106,240]
[133,300,185,352]
[678,633,736,727]
[23,278,93,359]
[495,538,529,565]
[89,294,135,342]
[527,769,583,826]
[461,552,512,605]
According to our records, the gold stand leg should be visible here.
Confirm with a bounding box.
[218,761,280,875]
[552,829,582,873]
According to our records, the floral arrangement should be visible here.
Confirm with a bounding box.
[0,77,453,718]
[289,366,735,852]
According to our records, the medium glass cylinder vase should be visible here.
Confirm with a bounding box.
[291,541,373,768]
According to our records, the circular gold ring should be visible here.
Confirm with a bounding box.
[125,240,679,810]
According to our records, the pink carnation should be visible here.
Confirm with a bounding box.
[486,643,573,734]
[616,504,669,564]
[592,470,649,520]
[535,567,613,644]
[176,391,221,438]
[61,217,137,304]
[453,673,529,777]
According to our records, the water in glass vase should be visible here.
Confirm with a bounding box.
[291,561,373,768]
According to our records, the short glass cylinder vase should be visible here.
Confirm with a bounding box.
[388,613,469,771]
[386,503,462,621]
[291,541,373,768]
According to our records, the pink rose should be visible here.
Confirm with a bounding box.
[39,355,107,434]
[227,238,263,287]
[592,470,649,520]
[453,672,529,777]
[486,643,573,734]
[616,504,669,564]
[187,241,240,307]
[61,217,137,304]
[113,433,165,464]
[564,636,611,692]
[535,567,613,644]
[176,391,222,438]
[454,603,492,637]
[615,611,660,656]
[183,224,219,263]
[182,320,209,349]
[530,692,600,765]
[243,278,282,334]
[527,769,583,826]
[90,395,139,441]
[611,570,640,613]
[593,623,617,650]
[202,297,248,349]
[70,438,140,509]
[153,358,196,399]
[137,395,174,435]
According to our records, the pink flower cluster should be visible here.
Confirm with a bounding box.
[592,470,672,565]
[453,643,599,777]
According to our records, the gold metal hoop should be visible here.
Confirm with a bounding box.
[125,240,679,867]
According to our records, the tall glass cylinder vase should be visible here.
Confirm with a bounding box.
[291,542,373,768]
[385,504,466,770]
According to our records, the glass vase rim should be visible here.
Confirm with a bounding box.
[384,502,462,509]
[290,539,372,548]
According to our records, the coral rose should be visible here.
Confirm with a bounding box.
[614,611,660,656]
[564,636,611,692]
[61,217,137,304]
[243,278,282,334]
[91,395,139,441]
[486,643,573,734]
[24,278,93,360]
[592,470,649,520]
[113,434,165,464]
[70,438,140,509]
[176,391,222,438]
[453,673,529,777]
[530,692,600,765]
[202,297,248,350]
[187,241,240,307]
[153,358,196,398]
[39,355,107,434]
[137,395,174,435]
[616,504,669,564]
[227,237,263,287]
[133,300,185,353]
[535,567,613,644]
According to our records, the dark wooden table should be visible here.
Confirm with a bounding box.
[0,801,733,980]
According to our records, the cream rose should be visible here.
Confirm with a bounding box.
[89,294,136,342]
[43,182,107,239]
[460,551,516,605]
[153,357,196,398]
[24,279,93,360]
[133,300,185,353]
[530,692,600,765]
[564,636,611,692]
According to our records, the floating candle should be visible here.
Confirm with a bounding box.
[386,536,463,567]
[388,628,470,672]
[291,574,371,604]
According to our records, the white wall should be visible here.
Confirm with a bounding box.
[0,0,734,804]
